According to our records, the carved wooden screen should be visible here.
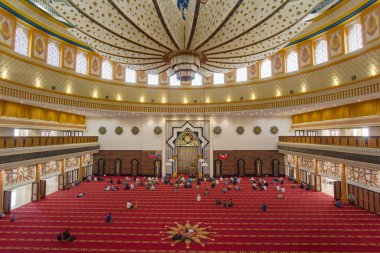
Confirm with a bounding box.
[255,159,262,176]
[98,159,105,175]
[272,159,280,176]
[316,175,321,191]
[214,160,222,177]
[131,159,139,176]
[237,159,245,176]
[115,159,121,176]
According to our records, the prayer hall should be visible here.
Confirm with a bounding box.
[0,0,380,252]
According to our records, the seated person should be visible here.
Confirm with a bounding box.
[280,187,286,193]
[172,229,184,240]
[57,233,63,241]
[300,183,305,189]
[260,203,267,212]
[227,184,232,190]
[124,183,130,190]
[117,179,122,184]
[215,198,221,206]
[276,184,280,191]
[222,187,227,193]
[149,184,156,190]
[204,189,209,196]
[104,185,111,191]
[77,193,86,198]
[211,182,216,188]
[223,199,228,208]
[126,200,137,209]
[306,184,311,191]
[109,178,114,184]
[63,229,76,241]
[0,212,5,219]
[106,213,112,223]
[228,198,234,207]
[335,199,343,208]
[130,183,135,190]
[234,185,241,191]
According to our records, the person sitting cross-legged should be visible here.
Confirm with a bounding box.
[260,203,267,212]
[106,212,112,223]
[228,198,234,208]
[126,200,137,209]
[215,197,222,206]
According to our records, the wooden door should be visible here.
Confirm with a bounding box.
[98,159,105,175]
[310,173,315,189]
[363,189,369,210]
[40,180,46,199]
[368,191,375,213]
[354,186,359,206]
[315,175,321,191]
[58,174,64,190]
[31,182,40,202]
[374,192,380,215]
[255,159,262,176]
[3,190,12,214]
[333,181,341,200]
[358,188,364,208]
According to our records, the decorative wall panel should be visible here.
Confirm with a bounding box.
[298,42,312,68]
[137,71,147,83]
[363,6,380,44]
[82,154,93,166]
[0,11,14,48]
[317,160,340,179]
[62,44,76,70]
[4,166,36,190]
[31,30,47,61]
[159,71,169,85]
[272,52,284,75]
[328,27,344,58]
[299,156,314,171]
[347,165,379,191]
[285,154,297,167]
[113,62,125,81]
[65,157,80,172]
[247,63,259,80]
[40,160,62,179]
[89,54,101,76]
[225,70,236,83]
[203,75,213,85]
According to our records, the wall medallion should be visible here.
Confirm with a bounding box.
[154,126,162,135]
[98,126,107,135]
[115,126,123,135]
[213,126,222,135]
[236,126,244,135]
[253,126,262,135]
[270,126,279,135]
[131,126,140,135]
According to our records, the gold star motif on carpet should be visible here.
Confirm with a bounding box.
[161,221,215,249]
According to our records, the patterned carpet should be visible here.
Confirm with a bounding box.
[0,177,379,253]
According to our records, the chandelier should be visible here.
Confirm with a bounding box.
[49,0,326,81]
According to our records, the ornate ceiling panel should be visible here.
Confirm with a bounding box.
[49,0,322,80]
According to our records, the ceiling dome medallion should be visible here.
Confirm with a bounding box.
[49,0,322,81]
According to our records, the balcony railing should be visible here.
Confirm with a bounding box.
[278,136,380,149]
[0,136,98,149]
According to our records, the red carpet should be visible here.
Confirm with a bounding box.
[1,177,379,252]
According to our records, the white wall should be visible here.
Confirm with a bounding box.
[86,116,163,150]
[86,115,292,151]
[211,115,292,150]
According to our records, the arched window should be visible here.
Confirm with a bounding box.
[125,68,136,83]
[14,26,29,56]
[47,41,60,67]
[213,73,224,84]
[347,22,363,53]
[148,74,159,85]
[314,38,328,65]
[236,68,247,82]
[170,74,180,86]
[260,59,271,78]
[192,73,202,86]
[286,50,298,72]
[101,60,112,79]
[76,52,88,74]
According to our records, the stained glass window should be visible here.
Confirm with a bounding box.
[125,68,136,83]
[286,50,298,72]
[148,74,159,85]
[14,26,29,56]
[47,41,60,67]
[76,52,88,74]
[347,22,363,53]
[170,74,180,86]
[213,73,224,84]
[236,68,247,82]
[314,38,328,65]
[101,60,112,79]
[260,59,272,78]
[192,73,202,86]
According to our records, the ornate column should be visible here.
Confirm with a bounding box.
[79,156,83,182]
[314,159,318,176]
[61,159,65,175]
[0,170,4,212]
[340,163,348,203]
[295,155,300,181]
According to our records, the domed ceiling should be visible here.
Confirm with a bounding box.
[49,0,323,80]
